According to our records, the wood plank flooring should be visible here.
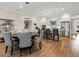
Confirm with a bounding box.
[0,37,79,57]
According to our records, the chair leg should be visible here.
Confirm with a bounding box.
[20,48,22,56]
[11,46,13,55]
[5,46,8,53]
[29,47,32,54]
[39,42,42,49]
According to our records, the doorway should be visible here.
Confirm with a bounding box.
[61,21,70,37]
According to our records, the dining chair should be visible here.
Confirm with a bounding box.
[3,32,18,55]
[34,35,42,49]
[17,32,32,56]
[40,30,44,38]
[0,33,4,43]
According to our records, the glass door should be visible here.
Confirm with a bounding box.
[61,21,70,37]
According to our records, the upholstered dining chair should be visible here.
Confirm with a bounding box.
[17,32,32,56]
[34,35,42,49]
[3,32,18,55]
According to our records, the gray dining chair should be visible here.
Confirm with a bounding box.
[34,36,42,49]
[3,32,18,55]
[17,32,32,56]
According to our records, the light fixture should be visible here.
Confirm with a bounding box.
[19,5,23,8]
[43,18,46,21]
[25,2,30,4]
[62,8,65,11]
[57,26,61,29]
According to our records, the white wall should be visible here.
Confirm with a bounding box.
[71,16,79,34]
[0,8,42,33]
[0,8,25,32]
[0,8,73,34]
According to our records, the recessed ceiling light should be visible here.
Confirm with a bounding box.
[19,5,23,8]
[43,18,46,21]
[62,8,65,11]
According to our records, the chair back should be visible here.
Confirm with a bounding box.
[40,30,44,38]
[3,32,12,47]
[35,36,41,43]
[45,29,51,35]
[17,32,32,48]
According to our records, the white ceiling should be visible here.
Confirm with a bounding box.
[0,2,79,18]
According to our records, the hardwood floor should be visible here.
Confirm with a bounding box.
[0,37,79,57]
